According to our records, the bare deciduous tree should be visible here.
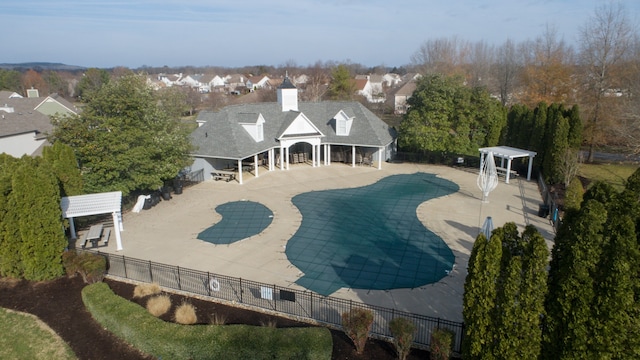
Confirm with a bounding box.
[578,2,637,162]
[492,39,521,106]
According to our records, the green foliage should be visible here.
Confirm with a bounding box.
[389,317,416,360]
[465,224,549,360]
[42,142,83,196]
[62,250,106,283]
[327,64,355,100]
[341,307,374,354]
[564,177,584,211]
[462,233,502,359]
[50,74,193,197]
[566,104,582,149]
[543,104,570,184]
[399,74,506,155]
[430,328,454,360]
[0,155,68,280]
[0,155,23,277]
[82,282,333,359]
[0,69,23,93]
[543,200,608,359]
[76,68,110,101]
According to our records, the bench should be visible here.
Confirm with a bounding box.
[212,170,236,182]
[496,167,518,178]
[101,228,111,246]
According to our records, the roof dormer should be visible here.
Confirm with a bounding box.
[238,113,265,142]
[334,110,353,136]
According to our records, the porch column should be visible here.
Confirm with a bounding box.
[268,149,274,171]
[527,155,534,181]
[112,211,123,251]
[378,146,383,170]
[286,147,290,170]
[237,159,243,184]
[254,154,259,177]
[69,218,77,239]
[311,144,316,167]
[351,145,356,167]
[279,146,284,170]
[326,144,331,166]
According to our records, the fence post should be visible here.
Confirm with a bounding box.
[177,266,181,290]
[310,292,313,318]
[240,278,243,303]
[273,285,277,311]
[122,255,128,279]
[149,260,153,282]
[207,272,211,297]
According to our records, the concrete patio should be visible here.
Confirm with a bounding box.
[93,162,555,323]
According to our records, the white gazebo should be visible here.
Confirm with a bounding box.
[478,146,537,184]
[60,191,124,251]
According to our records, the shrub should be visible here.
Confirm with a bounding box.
[61,251,80,277]
[341,308,374,354]
[146,295,171,317]
[174,301,197,325]
[260,318,277,328]
[133,283,162,298]
[210,312,227,325]
[430,328,455,360]
[62,251,106,283]
[389,317,416,360]
[564,177,584,211]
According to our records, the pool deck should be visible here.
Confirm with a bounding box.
[92,162,555,323]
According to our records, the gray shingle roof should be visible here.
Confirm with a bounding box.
[191,101,396,160]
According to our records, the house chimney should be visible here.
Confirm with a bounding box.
[277,72,298,112]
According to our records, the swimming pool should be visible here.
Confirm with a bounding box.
[286,172,459,295]
[197,200,273,245]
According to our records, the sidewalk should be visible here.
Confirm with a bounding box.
[96,162,554,323]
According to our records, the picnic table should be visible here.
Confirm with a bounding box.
[82,224,103,248]
[212,170,236,182]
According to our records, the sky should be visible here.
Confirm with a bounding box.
[2,0,639,69]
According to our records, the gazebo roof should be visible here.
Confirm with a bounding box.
[60,191,122,218]
[479,146,536,159]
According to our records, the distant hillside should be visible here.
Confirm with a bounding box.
[0,62,86,71]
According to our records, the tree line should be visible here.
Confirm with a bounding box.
[463,167,640,359]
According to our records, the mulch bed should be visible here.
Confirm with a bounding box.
[0,276,431,359]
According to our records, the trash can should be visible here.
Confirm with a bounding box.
[173,177,183,195]
[538,204,549,218]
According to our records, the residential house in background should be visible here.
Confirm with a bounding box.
[246,75,271,91]
[0,90,78,157]
[391,73,421,114]
[355,74,385,103]
[189,77,397,184]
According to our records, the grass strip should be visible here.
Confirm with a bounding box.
[82,282,332,360]
[0,308,77,360]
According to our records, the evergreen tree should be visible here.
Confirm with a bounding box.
[564,177,584,211]
[493,254,523,359]
[42,142,83,197]
[0,155,23,277]
[591,214,640,357]
[518,225,548,359]
[565,104,583,149]
[530,102,548,166]
[463,233,502,359]
[12,158,67,280]
[543,200,608,359]
[544,106,570,184]
[326,64,355,100]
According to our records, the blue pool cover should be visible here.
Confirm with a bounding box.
[286,172,459,296]
[197,200,273,244]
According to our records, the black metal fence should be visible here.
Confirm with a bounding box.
[94,251,464,354]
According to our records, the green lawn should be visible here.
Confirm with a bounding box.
[0,308,77,360]
[82,282,333,360]
[578,163,639,191]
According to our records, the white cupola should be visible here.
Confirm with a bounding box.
[277,73,298,112]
